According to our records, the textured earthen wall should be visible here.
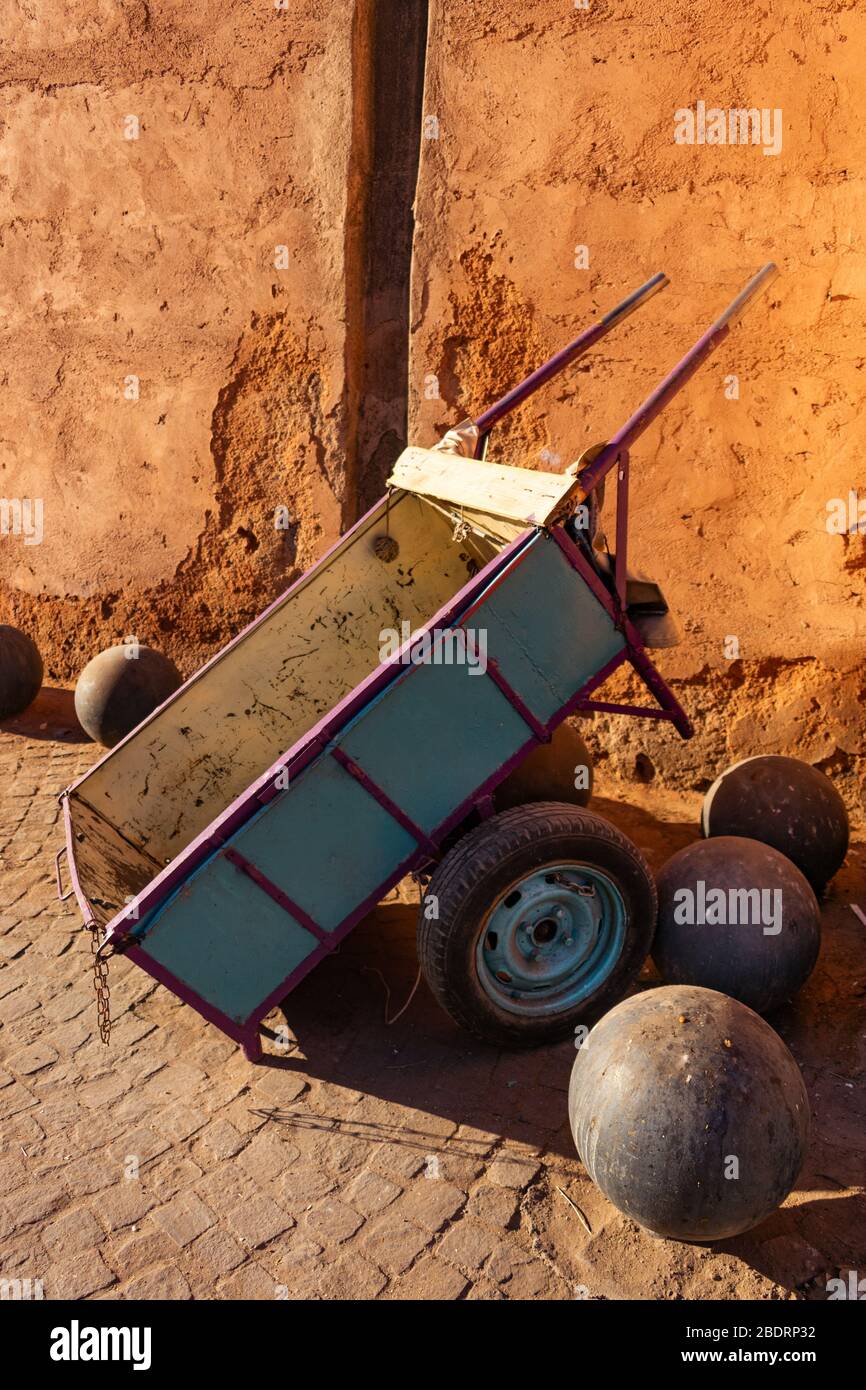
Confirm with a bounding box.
[0,0,365,675]
[410,0,865,815]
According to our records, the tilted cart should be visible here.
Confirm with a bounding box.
[58,265,776,1059]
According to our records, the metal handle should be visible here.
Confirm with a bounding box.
[577,263,778,497]
[705,261,778,332]
[55,844,74,902]
[473,271,669,438]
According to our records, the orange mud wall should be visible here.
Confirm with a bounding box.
[0,2,863,815]
[411,0,865,815]
[0,3,369,673]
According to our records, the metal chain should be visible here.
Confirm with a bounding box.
[452,506,470,543]
[87,921,111,1045]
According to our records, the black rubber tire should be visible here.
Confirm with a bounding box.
[417,801,657,1047]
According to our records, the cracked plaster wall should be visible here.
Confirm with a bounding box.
[410,0,865,817]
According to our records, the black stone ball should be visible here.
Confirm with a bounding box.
[702,755,848,892]
[74,645,182,748]
[0,625,43,719]
[653,836,821,1014]
[568,986,810,1241]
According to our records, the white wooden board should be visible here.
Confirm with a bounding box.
[388,446,582,526]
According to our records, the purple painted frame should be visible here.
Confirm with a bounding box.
[61,514,690,1061]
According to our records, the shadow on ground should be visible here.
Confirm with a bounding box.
[254,789,866,1297]
[259,794,701,1157]
[0,686,90,743]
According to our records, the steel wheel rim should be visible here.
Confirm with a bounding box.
[474,860,627,1017]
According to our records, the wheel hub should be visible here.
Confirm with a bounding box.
[476,863,626,1017]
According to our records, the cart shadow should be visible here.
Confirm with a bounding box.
[261,925,579,1160]
[261,792,703,1161]
[590,791,700,873]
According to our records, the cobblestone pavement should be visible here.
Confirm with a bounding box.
[1,693,865,1301]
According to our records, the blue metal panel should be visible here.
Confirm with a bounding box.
[139,854,318,1024]
[230,755,417,932]
[133,529,624,1025]
[336,654,530,835]
[474,533,625,724]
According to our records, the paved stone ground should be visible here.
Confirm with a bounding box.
[1,690,865,1301]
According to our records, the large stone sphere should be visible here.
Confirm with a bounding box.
[0,625,43,719]
[653,836,821,1014]
[75,645,182,747]
[568,985,810,1241]
[702,755,848,893]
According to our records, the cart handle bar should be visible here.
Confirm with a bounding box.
[473,271,669,437]
[576,262,778,498]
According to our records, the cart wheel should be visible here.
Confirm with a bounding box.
[417,802,656,1047]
